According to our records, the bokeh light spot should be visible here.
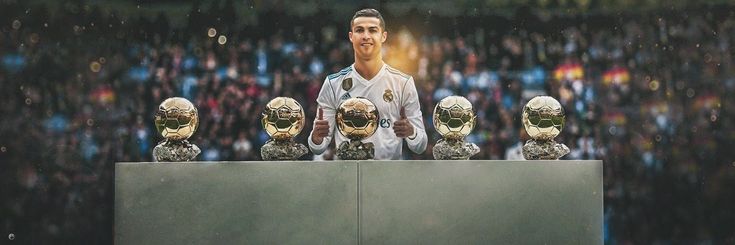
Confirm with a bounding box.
[686,88,695,98]
[12,20,21,29]
[649,80,659,91]
[704,53,712,63]
[90,61,101,72]
[29,33,40,44]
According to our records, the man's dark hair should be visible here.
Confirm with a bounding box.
[351,8,385,31]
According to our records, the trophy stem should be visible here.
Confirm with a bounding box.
[152,139,201,162]
[521,139,570,160]
[260,138,308,160]
[432,138,480,160]
[337,139,375,160]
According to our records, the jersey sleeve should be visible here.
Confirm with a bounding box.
[308,77,338,155]
[401,76,428,154]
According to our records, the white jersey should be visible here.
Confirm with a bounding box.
[308,63,428,160]
[504,142,526,160]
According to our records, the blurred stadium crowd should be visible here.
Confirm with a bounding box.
[1,1,734,244]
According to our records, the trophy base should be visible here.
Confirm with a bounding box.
[153,140,201,162]
[522,139,570,160]
[337,140,375,160]
[432,138,480,160]
[260,139,308,160]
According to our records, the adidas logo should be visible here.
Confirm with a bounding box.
[340,93,351,100]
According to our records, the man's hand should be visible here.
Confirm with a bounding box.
[311,107,329,145]
[393,107,415,138]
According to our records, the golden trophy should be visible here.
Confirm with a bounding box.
[336,97,379,160]
[260,97,309,160]
[153,97,201,162]
[521,96,570,160]
[432,96,480,160]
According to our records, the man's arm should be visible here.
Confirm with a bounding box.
[308,78,337,155]
[401,77,428,154]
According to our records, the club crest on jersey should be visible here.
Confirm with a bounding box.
[383,89,393,102]
[342,78,353,91]
[340,92,352,100]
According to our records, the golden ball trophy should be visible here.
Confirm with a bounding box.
[432,96,480,160]
[153,97,201,162]
[260,97,308,160]
[521,96,570,160]
[336,97,379,160]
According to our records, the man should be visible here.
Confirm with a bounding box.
[505,128,528,160]
[308,8,427,160]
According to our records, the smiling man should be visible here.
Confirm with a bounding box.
[308,8,428,160]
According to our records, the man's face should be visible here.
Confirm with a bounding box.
[349,16,386,60]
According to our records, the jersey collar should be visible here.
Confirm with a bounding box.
[351,63,386,85]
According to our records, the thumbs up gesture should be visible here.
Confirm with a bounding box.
[311,107,329,144]
[393,107,415,138]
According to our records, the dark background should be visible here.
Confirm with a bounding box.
[1,0,734,243]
